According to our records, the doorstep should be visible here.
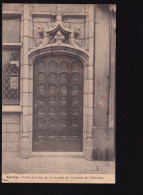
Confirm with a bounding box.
[32,152,84,157]
[2,152,115,174]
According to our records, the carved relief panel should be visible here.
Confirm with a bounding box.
[30,4,88,52]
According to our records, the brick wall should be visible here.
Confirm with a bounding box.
[2,114,20,152]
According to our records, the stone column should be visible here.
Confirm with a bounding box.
[83,4,94,160]
[93,5,114,160]
[20,4,32,159]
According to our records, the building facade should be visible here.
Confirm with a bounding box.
[2,4,116,161]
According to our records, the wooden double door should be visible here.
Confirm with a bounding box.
[33,55,83,151]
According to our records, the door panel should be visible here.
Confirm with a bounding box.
[33,55,83,151]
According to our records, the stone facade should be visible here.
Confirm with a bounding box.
[2,113,20,152]
[2,4,116,160]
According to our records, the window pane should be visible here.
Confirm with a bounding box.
[2,18,20,43]
[2,49,20,104]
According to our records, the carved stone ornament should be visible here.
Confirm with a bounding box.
[53,30,65,42]
[29,4,88,54]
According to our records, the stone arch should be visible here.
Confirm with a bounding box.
[20,45,93,160]
[29,46,88,67]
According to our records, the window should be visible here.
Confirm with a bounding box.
[2,16,20,43]
[2,49,20,104]
[2,15,21,104]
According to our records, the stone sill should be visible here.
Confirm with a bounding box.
[2,43,22,48]
[2,106,22,113]
[2,11,22,15]
[32,152,84,156]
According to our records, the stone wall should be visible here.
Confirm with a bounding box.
[93,5,116,160]
[2,114,20,152]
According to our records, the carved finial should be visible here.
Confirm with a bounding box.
[56,4,62,22]
[85,4,88,13]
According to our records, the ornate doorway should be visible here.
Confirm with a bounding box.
[33,55,83,152]
[19,3,93,159]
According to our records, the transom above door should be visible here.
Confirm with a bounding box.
[33,54,83,152]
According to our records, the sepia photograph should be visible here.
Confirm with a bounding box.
[2,3,116,183]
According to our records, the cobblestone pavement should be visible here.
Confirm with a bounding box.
[2,152,115,174]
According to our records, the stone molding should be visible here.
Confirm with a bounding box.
[28,43,95,160]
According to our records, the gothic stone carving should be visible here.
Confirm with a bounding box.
[29,4,88,54]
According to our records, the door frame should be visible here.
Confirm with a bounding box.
[28,46,94,159]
